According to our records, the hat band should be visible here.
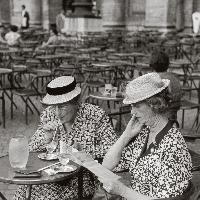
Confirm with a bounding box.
[46,79,76,96]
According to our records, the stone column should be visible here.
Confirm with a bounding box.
[72,0,94,17]
[49,0,63,24]
[28,0,42,26]
[10,0,42,27]
[101,0,125,30]
[0,0,10,25]
[96,0,102,12]
[145,0,176,31]
[125,0,146,31]
[176,0,184,32]
[42,0,63,29]
[42,0,50,29]
[183,0,194,31]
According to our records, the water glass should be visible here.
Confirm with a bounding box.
[46,140,57,154]
[9,135,29,169]
[60,141,70,154]
[58,153,72,166]
[111,87,118,97]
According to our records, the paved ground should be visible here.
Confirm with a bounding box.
[0,91,200,199]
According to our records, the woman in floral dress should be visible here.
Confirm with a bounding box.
[100,73,192,200]
[13,76,117,200]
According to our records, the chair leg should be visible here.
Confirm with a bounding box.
[10,92,13,119]
[20,96,34,114]
[182,110,185,128]
[77,167,84,200]
[27,97,40,115]
[25,98,28,125]
[2,93,5,128]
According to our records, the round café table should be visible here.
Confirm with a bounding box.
[0,152,82,200]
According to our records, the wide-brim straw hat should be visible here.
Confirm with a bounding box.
[42,76,81,105]
[123,72,170,104]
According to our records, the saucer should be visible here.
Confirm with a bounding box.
[55,165,77,173]
[38,153,58,161]
[44,165,77,175]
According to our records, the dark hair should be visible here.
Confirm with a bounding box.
[145,89,171,114]
[149,50,169,72]
[51,28,58,36]
[10,25,18,32]
[22,5,25,9]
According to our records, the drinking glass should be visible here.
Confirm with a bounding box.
[58,153,71,166]
[58,144,73,166]
[9,135,29,169]
[46,140,57,155]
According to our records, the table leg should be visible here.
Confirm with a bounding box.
[77,167,83,200]
[0,192,7,200]
[25,185,32,200]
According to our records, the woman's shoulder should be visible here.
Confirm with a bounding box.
[161,126,189,150]
[79,103,106,118]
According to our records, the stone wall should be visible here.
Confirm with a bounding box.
[49,0,63,24]
[0,0,10,25]
[125,0,145,31]
[145,0,176,29]
[101,0,125,30]
[183,0,193,30]
[0,0,199,32]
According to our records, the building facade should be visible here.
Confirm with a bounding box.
[0,0,199,32]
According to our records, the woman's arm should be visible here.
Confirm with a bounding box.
[94,111,118,159]
[101,178,153,200]
[123,187,153,200]
[102,132,132,170]
[41,36,55,47]
[102,114,144,170]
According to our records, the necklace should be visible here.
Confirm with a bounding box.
[146,114,168,150]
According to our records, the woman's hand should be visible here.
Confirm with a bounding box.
[43,122,57,144]
[123,114,144,140]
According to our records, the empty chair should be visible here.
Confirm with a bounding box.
[12,72,54,124]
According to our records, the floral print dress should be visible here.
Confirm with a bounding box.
[13,103,117,200]
[116,121,192,199]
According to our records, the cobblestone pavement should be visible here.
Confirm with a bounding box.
[0,94,200,199]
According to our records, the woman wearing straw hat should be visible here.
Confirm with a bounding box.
[14,76,118,200]
[99,73,192,200]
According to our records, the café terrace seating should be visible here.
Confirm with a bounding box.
[1,26,200,200]
[11,71,54,124]
[0,29,200,130]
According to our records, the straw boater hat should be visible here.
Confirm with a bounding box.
[123,73,170,104]
[42,76,81,105]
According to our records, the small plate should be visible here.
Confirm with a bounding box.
[54,165,77,173]
[38,153,58,161]
[44,165,77,175]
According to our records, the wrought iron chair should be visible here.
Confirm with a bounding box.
[12,72,54,124]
